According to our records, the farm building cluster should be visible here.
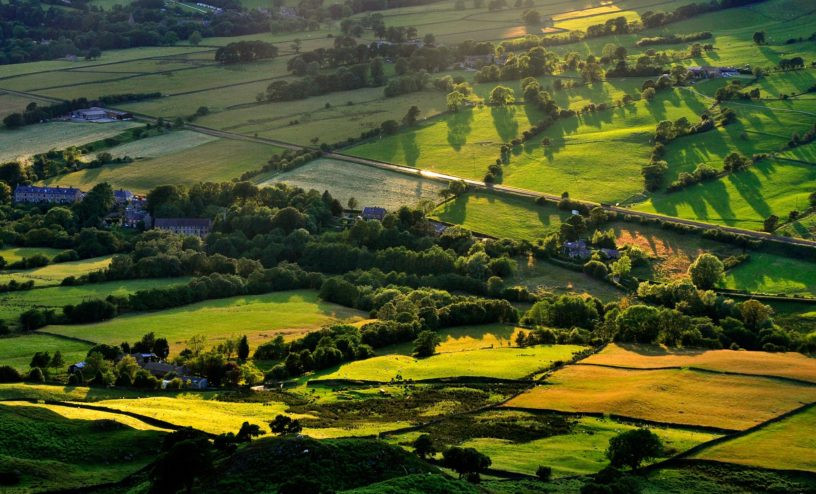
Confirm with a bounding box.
[68,107,134,123]
[69,352,209,389]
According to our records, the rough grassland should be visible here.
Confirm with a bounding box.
[44,290,366,353]
[0,121,141,163]
[42,138,281,193]
[720,252,816,297]
[260,157,447,210]
[0,277,191,322]
[584,344,816,383]
[0,246,65,263]
[692,405,816,472]
[504,365,816,430]
[318,344,585,381]
[636,157,816,231]
[0,255,112,287]
[0,334,92,372]
[461,416,719,477]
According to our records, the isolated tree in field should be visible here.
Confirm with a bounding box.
[753,31,766,45]
[522,9,541,24]
[536,465,552,481]
[237,335,250,362]
[447,90,467,111]
[413,330,441,357]
[236,422,264,442]
[488,86,515,105]
[442,447,492,480]
[641,87,656,101]
[412,434,436,459]
[723,152,750,171]
[188,31,202,46]
[402,105,421,126]
[763,214,779,233]
[270,414,303,435]
[688,253,724,290]
[154,338,170,360]
[606,428,662,469]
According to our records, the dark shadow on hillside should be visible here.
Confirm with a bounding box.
[614,343,708,357]
[446,109,473,151]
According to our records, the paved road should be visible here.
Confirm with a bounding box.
[3,85,815,249]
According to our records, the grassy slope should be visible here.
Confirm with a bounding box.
[505,365,816,430]
[585,343,816,383]
[318,344,585,381]
[0,400,168,431]
[43,290,365,353]
[0,247,64,263]
[693,405,816,472]
[720,251,816,296]
[0,333,91,372]
[0,121,141,163]
[0,256,113,287]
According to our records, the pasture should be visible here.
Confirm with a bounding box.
[90,130,218,160]
[0,277,191,322]
[0,333,92,372]
[0,121,141,163]
[584,344,816,383]
[505,364,816,430]
[459,416,718,477]
[0,255,113,287]
[692,404,816,473]
[316,344,585,381]
[42,138,281,193]
[43,290,366,353]
[0,91,52,119]
[260,157,448,210]
[0,400,169,432]
[0,246,65,264]
[385,324,527,354]
[720,252,816,297]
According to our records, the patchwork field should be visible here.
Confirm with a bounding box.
[584,344,816,383]
[720,252,816,297]
[0,334,92,372]
[692,405,816,472]
[0,256,113,287]
[317,344,585,381]
[260,157,448,210]
[43,290,366,353]
[42,138,281,193]
[0,277,191,323]
[505,364,816,430]
[0,121,141,163]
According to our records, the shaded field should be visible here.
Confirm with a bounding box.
[317,344,585,381]
[720,252,816,297]
[0,121,141,163]
[42,138,281,193]
[0,277,191,322]
[693,405,816,472]
[259,157,447,210]
[510,255,624,301]
[0,400,169,432]
[43,290,366,353]
[504,365,816,430]
[0,247,65,263]
[0,334,92,372]
[584,344,816,383]
[0,256,113,287]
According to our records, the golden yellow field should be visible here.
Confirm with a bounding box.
[585,344,816,383]
[504,365,816,430]
[693,405,816,472]
[0,401,169,432]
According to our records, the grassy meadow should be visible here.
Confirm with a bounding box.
[505,365,816,430]
[0,256,112,287]
[719,252,816,296]
[0,121,141,163]
[585,344,816,383]
[0,334,92,372]
[260,157,448,210]
[43,290,366,353]
[0,246,65,264]
[0,400,170,432]
[317,344,585,381]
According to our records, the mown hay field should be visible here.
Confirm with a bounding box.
[0,334,92,372]
[0,121,141,163]
[460,416,719,477]
[43,290,366,354]
[692,405,816,472]
[42,138,281,193]
[719,251,816,297]
[584,344,816,383]
[0,256,113,287]
[260,157,447,210]
[504,365,816,430]
[317,344,585,381]
[0,277,191,322]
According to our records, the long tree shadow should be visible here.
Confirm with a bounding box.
[446,109,473,151]
[490,106,519,142]
[401,131,420,167]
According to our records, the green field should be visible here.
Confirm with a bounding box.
[693,405,816,472]
[0,247,65,264]
[0,333,92,372]
[460,416,718,477]
[0,256,113,287]
[42,138,281,193]
[0,121,141,163]
[0,91,52,119]
[90,129,218,160]
[720,252,816,296]
[260,157,448,210]
[317,344,584,381]
[0,403,165,493]
[43,290,366,353]
[0,277,191,322]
